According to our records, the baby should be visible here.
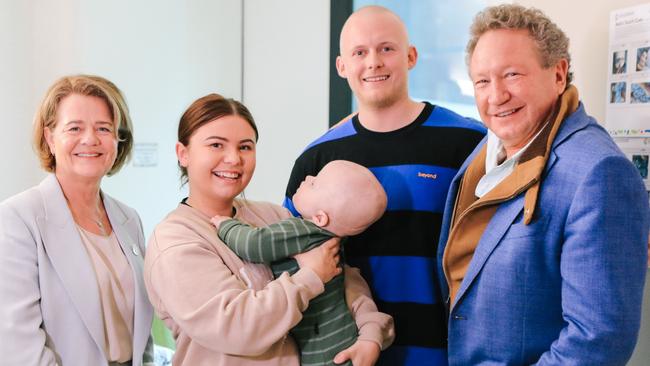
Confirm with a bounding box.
[211,160,387,366]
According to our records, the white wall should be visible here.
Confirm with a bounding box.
[0,0,244,237]
[97,0,244,237]
[242,0,331,204]
[0,0,332,235]
[0,2,49,200]
[0,1,331,235]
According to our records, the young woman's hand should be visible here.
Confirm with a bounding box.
[294,237,342,283]
[333,339,380,366]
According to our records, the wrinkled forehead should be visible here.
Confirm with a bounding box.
[54,93,115,124]
[339,8,409,52]
[470,29,546,71]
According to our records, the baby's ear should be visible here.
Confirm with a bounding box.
[312,210,330,228]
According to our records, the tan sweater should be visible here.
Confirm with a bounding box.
[144,199,393,366]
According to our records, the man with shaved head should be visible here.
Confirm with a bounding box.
[285,6,485,365]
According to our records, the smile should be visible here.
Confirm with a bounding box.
[74,153,101,157]
[213,171,241,179]
[363,75,389,82]
[494,107,523,117]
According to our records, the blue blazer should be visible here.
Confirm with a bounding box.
[0,174,153,365]
[437,104,649,365]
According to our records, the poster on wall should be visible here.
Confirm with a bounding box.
[607,4,650,137]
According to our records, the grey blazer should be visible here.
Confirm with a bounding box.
[0,174,153,366]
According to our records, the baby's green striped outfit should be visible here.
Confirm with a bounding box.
[218,217,356,366]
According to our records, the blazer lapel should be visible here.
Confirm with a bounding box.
[103,195,152,360]
[36,175,107,355]
[452,116,569,307]
[437,138,487,301]
[540,103,592,178]
[551,103,589,149]
[438,137,486,258]
[453,196,524,308]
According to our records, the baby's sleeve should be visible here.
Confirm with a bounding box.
[218,218,331,263]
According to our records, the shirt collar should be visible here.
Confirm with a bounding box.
[477,121,549,198]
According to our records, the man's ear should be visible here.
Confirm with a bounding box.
[336,55,347,79]
[312,210,330,228]
[407,45,418,70]
[176,141,189,167]
[554,58,569,94]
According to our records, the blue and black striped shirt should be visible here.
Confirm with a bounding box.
[284,102,485,366]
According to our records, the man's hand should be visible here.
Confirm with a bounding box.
[333,340,380,366]
[210,215,231,230]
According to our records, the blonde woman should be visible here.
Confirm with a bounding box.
[0,75,153,365]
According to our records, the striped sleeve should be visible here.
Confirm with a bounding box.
[217,218,334,263]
